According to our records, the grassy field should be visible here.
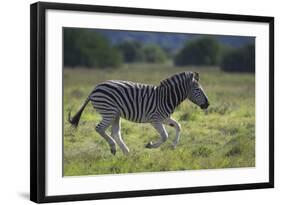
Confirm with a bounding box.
[63,64,255,176]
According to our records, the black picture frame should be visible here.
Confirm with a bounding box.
[30,1,274,203]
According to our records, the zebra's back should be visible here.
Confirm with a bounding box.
[90,80,157,123]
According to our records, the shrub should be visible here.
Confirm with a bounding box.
[142,44,167,63]
[64,29,123,68]
[221,44,255,73]
[174,37,221,66]
[116,41,144,63]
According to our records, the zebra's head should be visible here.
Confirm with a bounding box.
[187,72,209,110]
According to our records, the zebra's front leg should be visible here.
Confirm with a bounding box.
[146,122,168,149]
[164,117,181,148]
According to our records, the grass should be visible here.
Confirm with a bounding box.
[63,63,255,176]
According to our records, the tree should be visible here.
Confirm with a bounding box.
[64,29,85,67]
[142,44,167,63]
[221,44,255,73]
[116,41,144,63]
[64,29,122,68]
[174,37,221,66]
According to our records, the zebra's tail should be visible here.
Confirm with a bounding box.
[68,97,91,128]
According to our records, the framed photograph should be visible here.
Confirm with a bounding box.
[30,2,274,203]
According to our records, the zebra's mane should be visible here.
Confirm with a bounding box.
[159,72,192,87]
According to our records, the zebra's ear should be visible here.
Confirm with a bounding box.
[193,72,200,81]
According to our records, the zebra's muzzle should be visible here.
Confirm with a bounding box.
[200,101,209,109]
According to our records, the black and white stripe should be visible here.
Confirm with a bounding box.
[68,71,209,155]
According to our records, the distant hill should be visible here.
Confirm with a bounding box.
[94,29,255,52]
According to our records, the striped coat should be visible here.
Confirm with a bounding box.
[69,71,209,155]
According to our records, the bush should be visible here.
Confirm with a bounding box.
[142,44,167,63]
[221,44,255,73]
[116,41,144,63]
[64,29,85,67]
[116,42,167,63]
[174,37,221,66]
[64,29,123,68]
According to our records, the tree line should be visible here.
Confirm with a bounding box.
[64,29,255,73]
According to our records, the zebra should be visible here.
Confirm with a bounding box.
[68,71,209,155]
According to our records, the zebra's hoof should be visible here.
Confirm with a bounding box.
[145,142,153,149]
[122,149,130,155]
[110,148,116,155]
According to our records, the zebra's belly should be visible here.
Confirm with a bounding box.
[120,113,150,123]
[92,101,151,123]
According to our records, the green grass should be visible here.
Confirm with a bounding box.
[63,64,255,176]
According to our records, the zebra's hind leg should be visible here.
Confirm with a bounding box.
[145,122,168,149]
[164,117,181,148]
[95,116,117,155]
[111,116,130,155]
